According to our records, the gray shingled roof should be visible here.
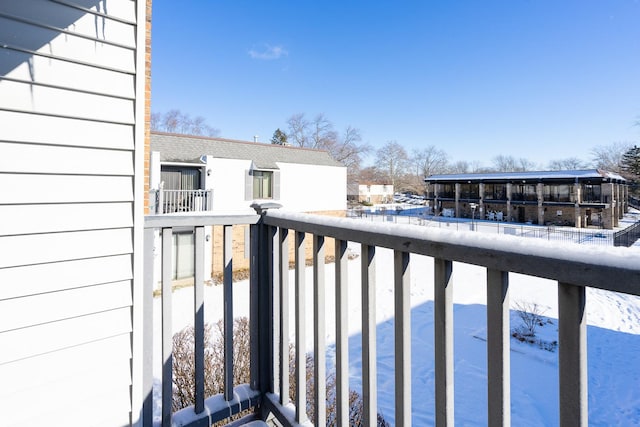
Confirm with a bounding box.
[151,132,343,169]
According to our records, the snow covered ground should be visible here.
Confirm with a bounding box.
[155,224,640,426]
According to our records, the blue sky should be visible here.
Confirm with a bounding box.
[150,1,640,168]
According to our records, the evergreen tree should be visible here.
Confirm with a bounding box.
[620,145,640,177]
[271,128,289,145]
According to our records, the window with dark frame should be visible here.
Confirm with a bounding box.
[253,170,273,199]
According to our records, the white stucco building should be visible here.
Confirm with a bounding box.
[150,132,347,214]
[149,132,347,281]
[358,183,394,205]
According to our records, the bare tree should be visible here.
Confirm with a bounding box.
[519,157,539,171]
[547,157,590,170]
[327,125,372,181]
[492,155,536,172]
[287,113,337,149]
[412,146,449,178]
[151,109,220,137]
[375,141,410,190]
[177,111,193,134]
[162,109,181,133]
[447,160,471,174]
[285,113,370,179]
[190,116,207,135]
[310,113,338,150]
[286,113,310,147]
[405,146,449,192]
[591,141,634,173]
[357,165,386,184]
[150,112,162,130]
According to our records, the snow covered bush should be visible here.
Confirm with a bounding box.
[172,317,390,425]
[513,301,546,338]
[511,301,557,352]
[288,345,390,426]
[171,317,251,413]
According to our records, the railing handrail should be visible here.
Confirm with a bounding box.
[161,188,210,192]
[262,210,640,296]
[145,213,260,228]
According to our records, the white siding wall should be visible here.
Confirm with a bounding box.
[359,184,394,203]
[276,163,347,212]
[0,1,144,426]
[206,158,347,213]
[208,158,255,213]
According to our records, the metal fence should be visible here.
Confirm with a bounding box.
[352,209,640,247]
[614,220,640,247]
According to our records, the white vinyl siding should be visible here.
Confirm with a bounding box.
[0,333,133,427]
[0,280,132,334]
[0,80,135,122]
[0,110,134,149]
[0,175,134,204]
[0,1,144,425]
[0,227,134,271]
[0,203,133,235]
[0,16,136,72]
[0,255,133,300]
[0,142,134,175]
[0,1,137,48]
[4,50,135,98]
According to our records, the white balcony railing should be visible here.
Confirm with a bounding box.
[142,204,640,427]
[152,189,213,214]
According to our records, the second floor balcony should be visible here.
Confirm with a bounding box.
[141,205,640,427]
[151,188,214,214]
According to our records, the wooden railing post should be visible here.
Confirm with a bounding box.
[334,239,349,427]
[486,269,510,426]
[193,226,206,413]
[361,244,377,425]
[141,228,155,427]
[278,228,290,407]
[394,250,411,426]
[558,282,588,427]
[294,230,308,424]
[223,224,234,401]
[313,235,327,427]
[161,227,173,427]
[434,258,454,427]
[250,203,281,418]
